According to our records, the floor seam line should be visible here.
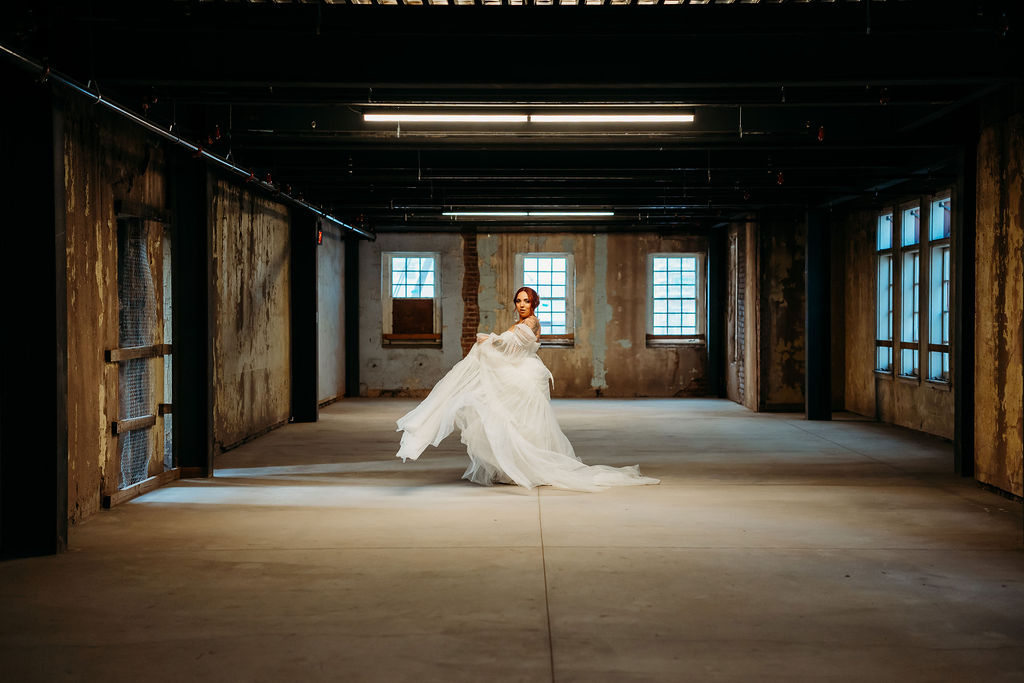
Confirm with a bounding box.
[538,489,555,683]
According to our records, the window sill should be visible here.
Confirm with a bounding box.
[925,378,952,391]
[646,334,706,349]
[383,333,441,349]
[874,369,894,379]
[540,335,574,349]
[896,373,921,385]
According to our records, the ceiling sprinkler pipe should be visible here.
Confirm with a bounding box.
[0,42,374,240]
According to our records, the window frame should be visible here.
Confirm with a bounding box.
[646,251,707,348]
[896,201,922,378]
[381,251,442,347]
[515,251,575,347]
[875,211,894,374]
[927,193,952,384]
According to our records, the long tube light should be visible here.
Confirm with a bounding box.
[443,211,615,218]
[364,113,528,123]
[364,113,693,124]
[530,114,694,123]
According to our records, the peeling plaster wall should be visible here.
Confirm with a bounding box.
[317,221,345,404]
[840,209,879,419]
[359,233,465,397]
[209,176,291,451]
[476,231,709,398]
[839,205,955,440]
[64,100,167,523]
[975,101,1024,497]
[758,211,806,411]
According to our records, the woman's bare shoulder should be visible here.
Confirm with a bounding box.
[523,315,541,335]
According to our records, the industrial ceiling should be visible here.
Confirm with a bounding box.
[3,0,1021,233]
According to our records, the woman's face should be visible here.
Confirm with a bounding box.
[515,291,533,318]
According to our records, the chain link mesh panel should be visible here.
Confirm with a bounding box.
[117,219,158,489]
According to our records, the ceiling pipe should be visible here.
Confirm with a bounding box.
[0,42,374,240]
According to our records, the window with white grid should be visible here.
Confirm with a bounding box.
[646,253,705,344]
[517,253,573,336]
[382,252,441,345]
[899,204,921,377]
[928,195,951,382]
[876,212,894,372]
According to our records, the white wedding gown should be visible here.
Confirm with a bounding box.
[395,322,660,491]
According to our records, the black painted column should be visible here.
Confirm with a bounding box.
[290,215,319,422]
[706,227,727,398]
[344,236,361,398]
[805,208,832,421]
[953,145,976,478]
[0,74,68,556]
[169,151,214,477]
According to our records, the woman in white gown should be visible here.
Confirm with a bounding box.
[396,287,659,492]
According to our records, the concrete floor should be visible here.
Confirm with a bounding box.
[2,399,1023,682]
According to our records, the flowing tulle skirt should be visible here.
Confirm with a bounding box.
[396,339,659,492]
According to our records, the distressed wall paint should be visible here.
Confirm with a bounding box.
[358,233,465,397]
[209,176,292,451]
[975,103,1024,497]
[743,221,760,411]
[841,209,879,419]
[758,211,806,410]
[317,220,345,404]
[590,234,612,389]
[64,100,167,524]
[839,205,955,439]
[475,231,708,398]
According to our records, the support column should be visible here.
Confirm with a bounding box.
[344,236,361,398]
[169,150,213,477]
[0,73,68,556]
[953,144,976,477]
[805,208,832,420]
[290,214,319,422]
[706,227,727,398]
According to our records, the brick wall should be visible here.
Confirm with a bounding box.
[461,229,480,356]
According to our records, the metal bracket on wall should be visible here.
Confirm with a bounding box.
[105,344,172,363]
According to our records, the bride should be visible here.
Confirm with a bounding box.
[396,286,659,491]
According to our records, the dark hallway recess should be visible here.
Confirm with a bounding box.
[0,69,68,557]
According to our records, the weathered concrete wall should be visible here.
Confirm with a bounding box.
[209,176,291,451]
[359,233,465,397]
[758,211,806,411]
[317,221,345,404]
[477,232,709,398]
[975,102,1024,497]
[841,208,880,419]
[725,222,748,405]
[64,100,167,523]
[742,221,760,411]
[839,206,955,440]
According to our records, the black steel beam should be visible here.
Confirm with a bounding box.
[0,74,68,557]
[170,150,214,476]
[344,236,361,398]
[953,140,976,478]
[290,213,320,423]
[805,207,831,421]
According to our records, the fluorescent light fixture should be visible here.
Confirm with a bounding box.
[529,114,694,123]
[443,212,529,217]
[443,211,615,218]
[364,113,528,123]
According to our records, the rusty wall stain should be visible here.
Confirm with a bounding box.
[975,110,1024,496]
[317,222,345,403]
[209,176,292,451]
[758,211,806,410]
[64,100,167,523]
[358,233,465,397]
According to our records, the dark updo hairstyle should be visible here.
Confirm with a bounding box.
[513,286,541,314]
